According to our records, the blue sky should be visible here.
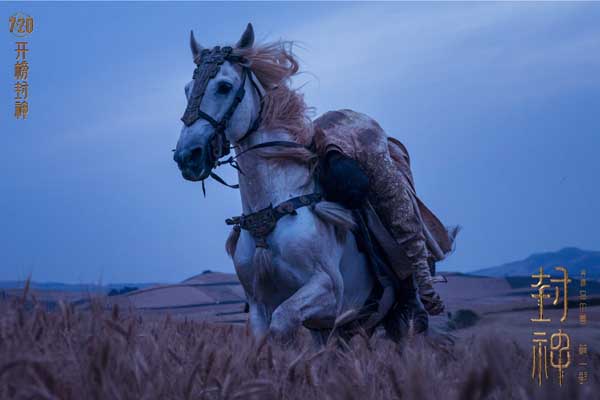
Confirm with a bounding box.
[1,2,599,283]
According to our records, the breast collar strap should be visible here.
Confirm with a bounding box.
[225,192,322,249]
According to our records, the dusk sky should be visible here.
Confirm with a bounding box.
[1,2,599,284]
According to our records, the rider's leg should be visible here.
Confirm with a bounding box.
[384,275,428,341]
[415,260,444,315]
[319,146,444,316]
[365,150,444,315]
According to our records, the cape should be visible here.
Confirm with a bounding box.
[313,109,458,263]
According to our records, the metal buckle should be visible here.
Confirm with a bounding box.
[225,216,241,225]
[299,195,311,205]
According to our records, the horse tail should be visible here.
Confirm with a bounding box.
[225,227,241,258]
[313,201,356,231]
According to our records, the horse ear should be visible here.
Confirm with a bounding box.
[190,30,203,61]
[236,23,254,49]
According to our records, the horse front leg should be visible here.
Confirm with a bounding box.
[269,271,341,343]
[248,301,269,338]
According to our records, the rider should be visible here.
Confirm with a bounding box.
[314,109,457,318]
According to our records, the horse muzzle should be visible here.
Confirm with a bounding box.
[173,145,212,182]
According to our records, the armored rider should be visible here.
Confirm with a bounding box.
[314,109,457,323]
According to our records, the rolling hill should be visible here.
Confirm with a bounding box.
[473,247,600,279]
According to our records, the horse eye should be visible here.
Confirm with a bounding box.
[217,81,233,95]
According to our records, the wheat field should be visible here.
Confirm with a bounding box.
[0,292,597,400]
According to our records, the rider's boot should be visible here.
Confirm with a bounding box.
[383,274,428,341]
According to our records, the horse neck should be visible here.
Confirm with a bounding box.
[235,128,315,214]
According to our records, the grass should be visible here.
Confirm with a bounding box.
[0,291,597,400]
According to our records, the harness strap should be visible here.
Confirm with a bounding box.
[195,110,219,128]
[207,140,311,189]
[225,193,322,249]
[209,172,239,189]
[233,140,309,159]
[219,68,248,130]
[236,70,264,144]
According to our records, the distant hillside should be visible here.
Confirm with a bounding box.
[473,247,600,279]
[0,281,159,293]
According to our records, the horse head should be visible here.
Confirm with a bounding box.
[173,23,263,182]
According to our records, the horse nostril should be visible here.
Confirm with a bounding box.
[174,150,188,164]
[174,147,203,169]
[190,147,203,161]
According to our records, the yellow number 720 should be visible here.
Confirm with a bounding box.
[9,15,34,34]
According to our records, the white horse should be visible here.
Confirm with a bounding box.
[174,24,402,342]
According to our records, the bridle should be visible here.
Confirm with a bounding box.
[180,45,312,195]
[180,44,322,253]
[180,45,263,191]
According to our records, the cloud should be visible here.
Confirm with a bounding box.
[52,2,600,157]
[280,3,600,112]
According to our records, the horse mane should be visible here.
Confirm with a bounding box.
[233,41,313,146]
[225,42,319,260]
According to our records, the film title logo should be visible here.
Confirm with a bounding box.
[530,266,588,386]
[9,12,34,120]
